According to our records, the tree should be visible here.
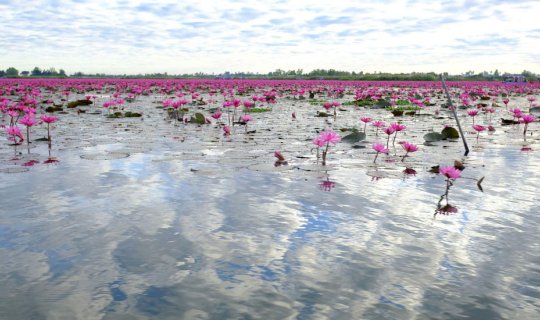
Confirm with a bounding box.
[20,71,30,76]
[0,70,5,77]
[59,69,67,77]
[31,67,42,76]
[5,67,19,77]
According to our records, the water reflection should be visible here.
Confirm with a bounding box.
[319,176,335,192]
[1,96,540,319]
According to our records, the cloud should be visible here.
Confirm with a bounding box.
[0,0,538,74]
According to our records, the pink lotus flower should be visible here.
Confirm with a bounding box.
[310,135,323,146]
[467,109,479,124]
[372,143,388,163]
[20,115,37,127]
[360,117,372,132]
[323,102,333,110]
[5,125,24,144]
[240,114,253,122]
[520,114,536,136]
[510,108,523,119]
[223,125,231,136]
[20,115,37,144]
[243,101,254,109]
[40,114,58,142]
[390,123,406,132]
[315,130,340,165]
[371,120,385,135]
[384,126,396,136]
[40,115,58,124]
[472,124,486,132]
[241,114,253,132]
[439,166,461,180]
[211,112,222,120]
[318,131,341,145]
[502,98,509,109]
[401,141,418,161]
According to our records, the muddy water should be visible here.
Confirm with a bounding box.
[1,93,539,319]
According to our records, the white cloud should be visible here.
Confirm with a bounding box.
[0,0,539,74]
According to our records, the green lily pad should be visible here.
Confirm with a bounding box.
[342,130,366,143]
[441,126,459,139]
[423,132,445,142]
[191,112,206,124]
[374,100,391,109]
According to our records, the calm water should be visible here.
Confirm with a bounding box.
[1,97,539,319]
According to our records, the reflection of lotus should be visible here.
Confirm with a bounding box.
[319,179,335,192]
[22,160,40,167]
[436,204,458,215]
[44,158,59,165]
[403,167,417,175]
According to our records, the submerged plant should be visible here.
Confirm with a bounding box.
[274,151,287,166]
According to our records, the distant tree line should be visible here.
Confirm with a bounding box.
[0,66,67,78]
[1,66,538,81]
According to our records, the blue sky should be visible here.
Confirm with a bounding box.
[1,0,538,75]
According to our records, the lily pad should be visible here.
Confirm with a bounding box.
[441,127,459,139]
[342,130,366,143]
[423,132,445,142]
[374,100,391,109]
[191,112,206,124]
[80,152,130,160]
[0,167,30,174]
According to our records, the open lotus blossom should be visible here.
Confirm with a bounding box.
[510,108,523,119]
[360,117,372,132]
[383,126,396,147]
[472,124,486,141]
[401,141,419,162]
[371,120,385,135]
[372,143,388,163]
[311,136,325,161]
[390,123,406,146]
[20,114,37,144]
[211,112,222,120]
[520,114,536,136]
[467,109,479,124]
[5,125,24,144]
[439,166,461,180]
[316,130,341,165]
[40,114,58,142]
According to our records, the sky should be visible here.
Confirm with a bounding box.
[0,0,539,75]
